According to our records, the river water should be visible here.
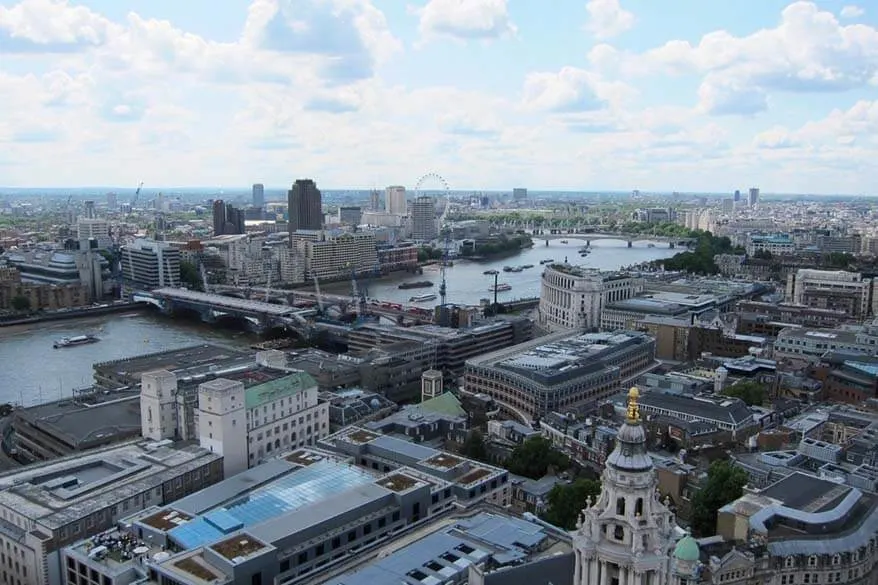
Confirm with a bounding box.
[0,238,675,407]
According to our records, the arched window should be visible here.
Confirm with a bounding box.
[808,555,818,568]
[635,498,644,517]
[616,498,626,516]
[614,525,624,541]
[785,556,795,569]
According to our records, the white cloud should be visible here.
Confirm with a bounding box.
[522,67,635,113]
[840,5,864,19]
[591,2,878,116]
[417,0,516,42]
[584,0,634,40]
[0,0,113,51]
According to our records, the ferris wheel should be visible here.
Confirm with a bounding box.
[414,172,452,228]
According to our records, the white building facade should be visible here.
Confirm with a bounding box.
[573,388,677,585]
[538,265,642,332]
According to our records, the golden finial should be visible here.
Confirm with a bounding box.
[627,386,641,423]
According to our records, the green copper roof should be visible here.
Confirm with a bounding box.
[674,535,700,562]
[245,371,316,410]
[419,392,466,418]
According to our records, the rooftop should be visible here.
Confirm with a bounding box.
[325,512,564,585]
[243,371,317,410]
[93,344,251,385]
[761,472,852,513]
[466,330,652,387]
[166,457,377,549]
[211,534,269,561]
[0,441,219,529]
[13,389,142,449]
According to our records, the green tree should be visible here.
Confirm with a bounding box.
[461,431,488,462]
[752,249,773,260]
[179,261,203,291]
[542,478,602,530]
[506,437,570,479]
[10,295,31,312]
[723,380,766,406]
[691,460,749,536]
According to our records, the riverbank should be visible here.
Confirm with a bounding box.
[0,302,147,328]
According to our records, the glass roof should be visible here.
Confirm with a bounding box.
[169,459,376,549]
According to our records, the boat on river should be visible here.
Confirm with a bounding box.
[410,293,438,302]
[489,283,512,292]
[54,334,99,349]
[399,281,433,290]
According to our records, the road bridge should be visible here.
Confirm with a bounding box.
[532,232,696,248]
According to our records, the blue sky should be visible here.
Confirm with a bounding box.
[0,0,876,193]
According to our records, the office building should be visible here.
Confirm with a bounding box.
[287,179,323,235]
[106,192,117,212]
[211,200,245,236]
[749,186,760,207]
[733,189,741,202]
[75,217,111,247]
[538,264,642,332]
[338,206,363,226]
[411,196,438,242]
[83,200,96,219]
[0,441,222,585]
[140,350,329,478]
[370,188,381,211]
[293,231,379,280]
[464,330,656,419]
[785,269,875,318]
[385,185,407,215]
[252,183,264,208]
[513,187,528,201]
[64,433,510,585]
[120,238,181,294]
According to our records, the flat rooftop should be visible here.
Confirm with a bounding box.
[14,389,141,449]
[94,344,251,384]
[325,512,564,585]
[0,442,219,529]
[166,457,378,549]
[761,472,852,513]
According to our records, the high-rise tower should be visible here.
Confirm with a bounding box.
[572,387,676,585]
[385,185,407,215]
[252,183,265,208]
[288,179,323,234]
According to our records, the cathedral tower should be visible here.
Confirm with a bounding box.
[573,387,676,585]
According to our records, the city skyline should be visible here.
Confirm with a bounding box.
[0,0,876,194]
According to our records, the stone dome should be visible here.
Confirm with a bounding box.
[674,534,700,562]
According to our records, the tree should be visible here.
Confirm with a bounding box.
[723,380,766,406]
[179,261,203,291]
[752,250,773,260]
[506,437,570,479]
[691,460,749,536]
[461,431,488,462]
[10,295,31,312]
[542,478,602,530]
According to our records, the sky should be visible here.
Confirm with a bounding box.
[0,0,876,194]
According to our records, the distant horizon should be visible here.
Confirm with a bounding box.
[0,186,873,199]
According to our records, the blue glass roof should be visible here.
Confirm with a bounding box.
[169,459,376,549]
[845,360,878,376]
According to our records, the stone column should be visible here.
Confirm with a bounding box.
[573,550,581,585]
[589,557,599,585]
[600,562,609,585]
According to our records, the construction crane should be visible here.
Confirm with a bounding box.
[349,265,367,318]
[439,229,451,307]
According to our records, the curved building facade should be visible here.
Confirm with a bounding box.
[538,264,641,332]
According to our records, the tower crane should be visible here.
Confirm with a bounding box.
[439,229,451,307]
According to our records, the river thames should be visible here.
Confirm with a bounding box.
[0,237,675,407]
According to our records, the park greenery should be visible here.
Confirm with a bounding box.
[691,460,749,536]
[506,437,571,479]
[459,234,533,257]
[460,430,489,461]
[541,478,602,530]
[179,261,204,291]
[656,231,742,274]
[723,380,767,406]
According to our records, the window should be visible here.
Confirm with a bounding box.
[635,498,644,517]
[616,498,626,515]
[808,556,818,568]
[785,557,795,569]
